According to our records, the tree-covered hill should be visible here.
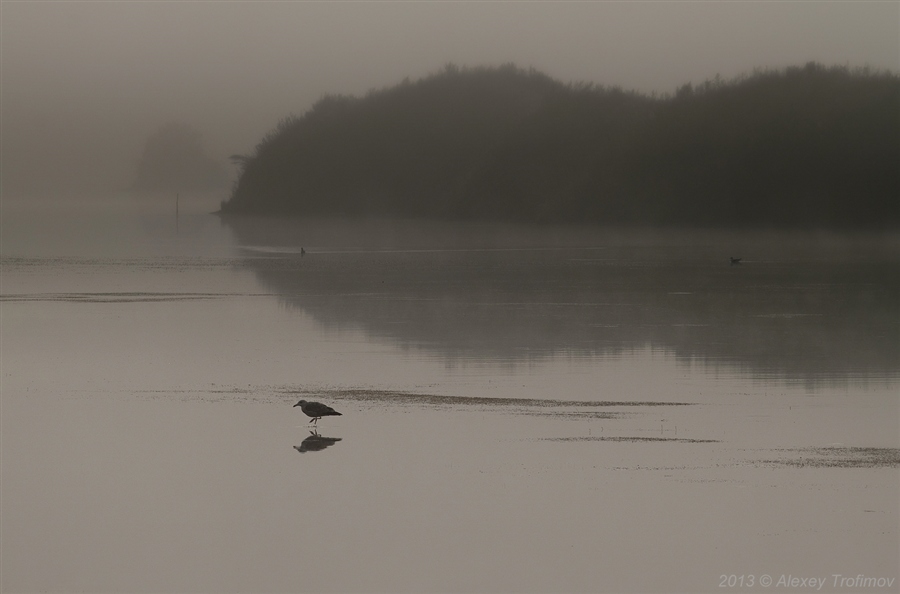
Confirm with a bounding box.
[220,63,899,228]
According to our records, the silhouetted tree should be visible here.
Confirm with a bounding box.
[220,64,899,229]
[133,122,226,194]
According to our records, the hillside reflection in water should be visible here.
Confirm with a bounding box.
[224,217,899,383]
[4,203,898,594]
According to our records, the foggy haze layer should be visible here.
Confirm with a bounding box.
[2,1,897,199]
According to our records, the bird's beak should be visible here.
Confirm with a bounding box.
[293,402,301,407]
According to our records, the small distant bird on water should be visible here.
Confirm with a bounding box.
[293,399,342,425]
[729,257,742,265]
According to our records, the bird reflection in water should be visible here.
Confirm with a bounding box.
[294,430,342,453]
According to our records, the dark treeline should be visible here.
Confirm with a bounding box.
[220,63,899,228]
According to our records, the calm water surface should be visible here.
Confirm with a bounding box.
[2,198,898,593]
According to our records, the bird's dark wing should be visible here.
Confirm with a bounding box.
[306,402,341,417]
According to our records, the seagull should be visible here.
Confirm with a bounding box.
[293,399,342,425]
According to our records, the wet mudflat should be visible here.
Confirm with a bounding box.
[3,380,896,593]
[1,200,897,593]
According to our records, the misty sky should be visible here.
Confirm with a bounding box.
[2,1,897,198]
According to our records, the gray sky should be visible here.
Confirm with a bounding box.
[2,1,898,197]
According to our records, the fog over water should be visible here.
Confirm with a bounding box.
[2,1,898,197]
[1,199,897,593]
[2,4,899,592]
